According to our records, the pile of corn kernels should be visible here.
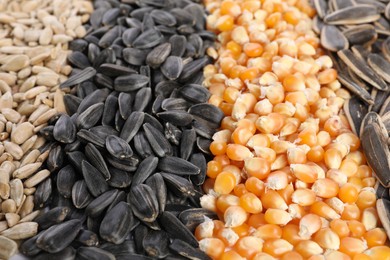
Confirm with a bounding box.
[195,0,390,259]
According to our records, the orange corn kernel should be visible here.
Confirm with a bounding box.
[255,147,277,164]
[220,250,245,260]
[306,145,324,163]
[338,183,359,204]
[339,237,368,257]
[199,238,225,259]
[266,84,285,105]
[221,116,237,132]
[255,224,282,240]
[246,134,270,148]
[298,214,321,239]
[219,101,234,116]
[244,157,271,179]
[283,74,306,92]
[241,0,261,12]
[262,238,294,257]
[214,171,236,195]
[224,206,248,227]
[252,252,277,260]
[347,220,366,238]
[313,228,340,250]
[255,113,286,134]
[264,208,292,225]
[233,184,248,197]
[247,213,267,229]
[266,170,289,190]
[336,132,360,152]
[220,57,237,75]
[285,91,308,106]
[341,204,361,221]
[318,68,337,85]
[240,67,260,81]
[214,155,231,167]
[195,219,214,240]
[206,160,222,179]
[231,127,254,146]
[245,177,265,197]
[232,223,251,237]
[220,1,241,17]
[282,224,307,246]
[356,165,372,178]
[254,99,273,116]
[281,251,303,260]
[261,189,288,210]
[340,158,359,177]
[239,192,263,214]
[210,141,227,156]
[364,246,390,258]
[236,118,257,134]
[324,147,343,169]
[216,194,240,213]
[364,228,387,248]
[310,201,340,220]
[290,164,318,183]
[226,144,253,161]
[356,190,376,210]
[295,240,324,258]
[330,219,350,238]
[234,236,263,259]
[312,178,339,198]
[291,188,316,206]
[216,15,235,32]
[244,42,264,57]
[277,183,294,204]
[223,87,240,103]
[316,130,331,147]
[298,127,317,147]
[287,147,307,164]
[217,227,239,247]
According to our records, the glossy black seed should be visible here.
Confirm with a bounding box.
[36,219,82,253]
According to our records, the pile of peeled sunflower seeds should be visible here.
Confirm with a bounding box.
[313,0,390,235]
[17,0,224,259]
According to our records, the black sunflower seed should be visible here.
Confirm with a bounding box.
[81,160,109,197]
[36,219,82,253]
[129,184,159,223]
[100,201,135,244]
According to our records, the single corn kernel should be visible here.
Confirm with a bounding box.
[239,192,263,214]
[244,157,271,179]
[261,190,288,210]
[310,201,340,220]
[195,219,214,240]
[338,183,359,204]
[254,224,282,240]
[214,171,237,195]
[234,236,263,259]
[291,188,316,206]
[299,214,322,239]
[313,227,340,250]
[224,206,248,227]
[220,250,245,260]
[339,237,368,256]
[199,238,225,259]
[295,240,324,258]
[226,144,254,161]
[266,170,289,190]
[217,227,240,247]
[262,238,294,257]
[264,208,292,225]
[216,194,240,213]
[311,178,339,198]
